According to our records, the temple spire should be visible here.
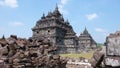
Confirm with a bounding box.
[61,14,64,21]
[2,34,5,39]
[55,3,59,10]
[53,4,61,17]
[41,13,45,19]
[66,19,69,23]
[65,19,69,24]
[47,11,52,17]
[43,13,45,17]
[83,27,89,34]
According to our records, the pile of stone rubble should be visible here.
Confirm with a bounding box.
[0,35,67,68]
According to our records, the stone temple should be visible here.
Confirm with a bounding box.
[31,5,97,53]
[78,28,97,50]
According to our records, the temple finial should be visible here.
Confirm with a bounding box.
[53,3,61,17]
[55,3,58,10]
[66,19,70,24]
[43,13,45,17]
[61,14,64,21]
[66,19,69,22]
[2,34,5,39]
[41,13,45,19]
[83,27,88,34]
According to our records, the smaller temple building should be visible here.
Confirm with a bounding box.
[78,28,97,50]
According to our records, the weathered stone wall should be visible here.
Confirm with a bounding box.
[105,31,120,67]
[107,37,120,56]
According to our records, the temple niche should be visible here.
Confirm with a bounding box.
[31,5,97,53]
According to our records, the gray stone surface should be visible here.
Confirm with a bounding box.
[105,57,120,67]
[78,28,97,50]
[105,31,120,67]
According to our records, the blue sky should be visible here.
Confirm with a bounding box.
[0,0,120,43]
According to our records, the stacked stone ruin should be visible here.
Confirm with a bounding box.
[0,35,67,68]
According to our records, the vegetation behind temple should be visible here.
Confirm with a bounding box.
[97,43,104,48]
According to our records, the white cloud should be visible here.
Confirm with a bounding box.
[0,0,18,8]
[58,0,70,14]
[58,4,68,14]
[86,13,98,20]
[76,33,80,36]
[61,0,69,5]
[95,28,105,32]
[9,22,24,26]
[95,28,108,36]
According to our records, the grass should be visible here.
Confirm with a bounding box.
[60,51,94,59]
[97,43,104,48]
